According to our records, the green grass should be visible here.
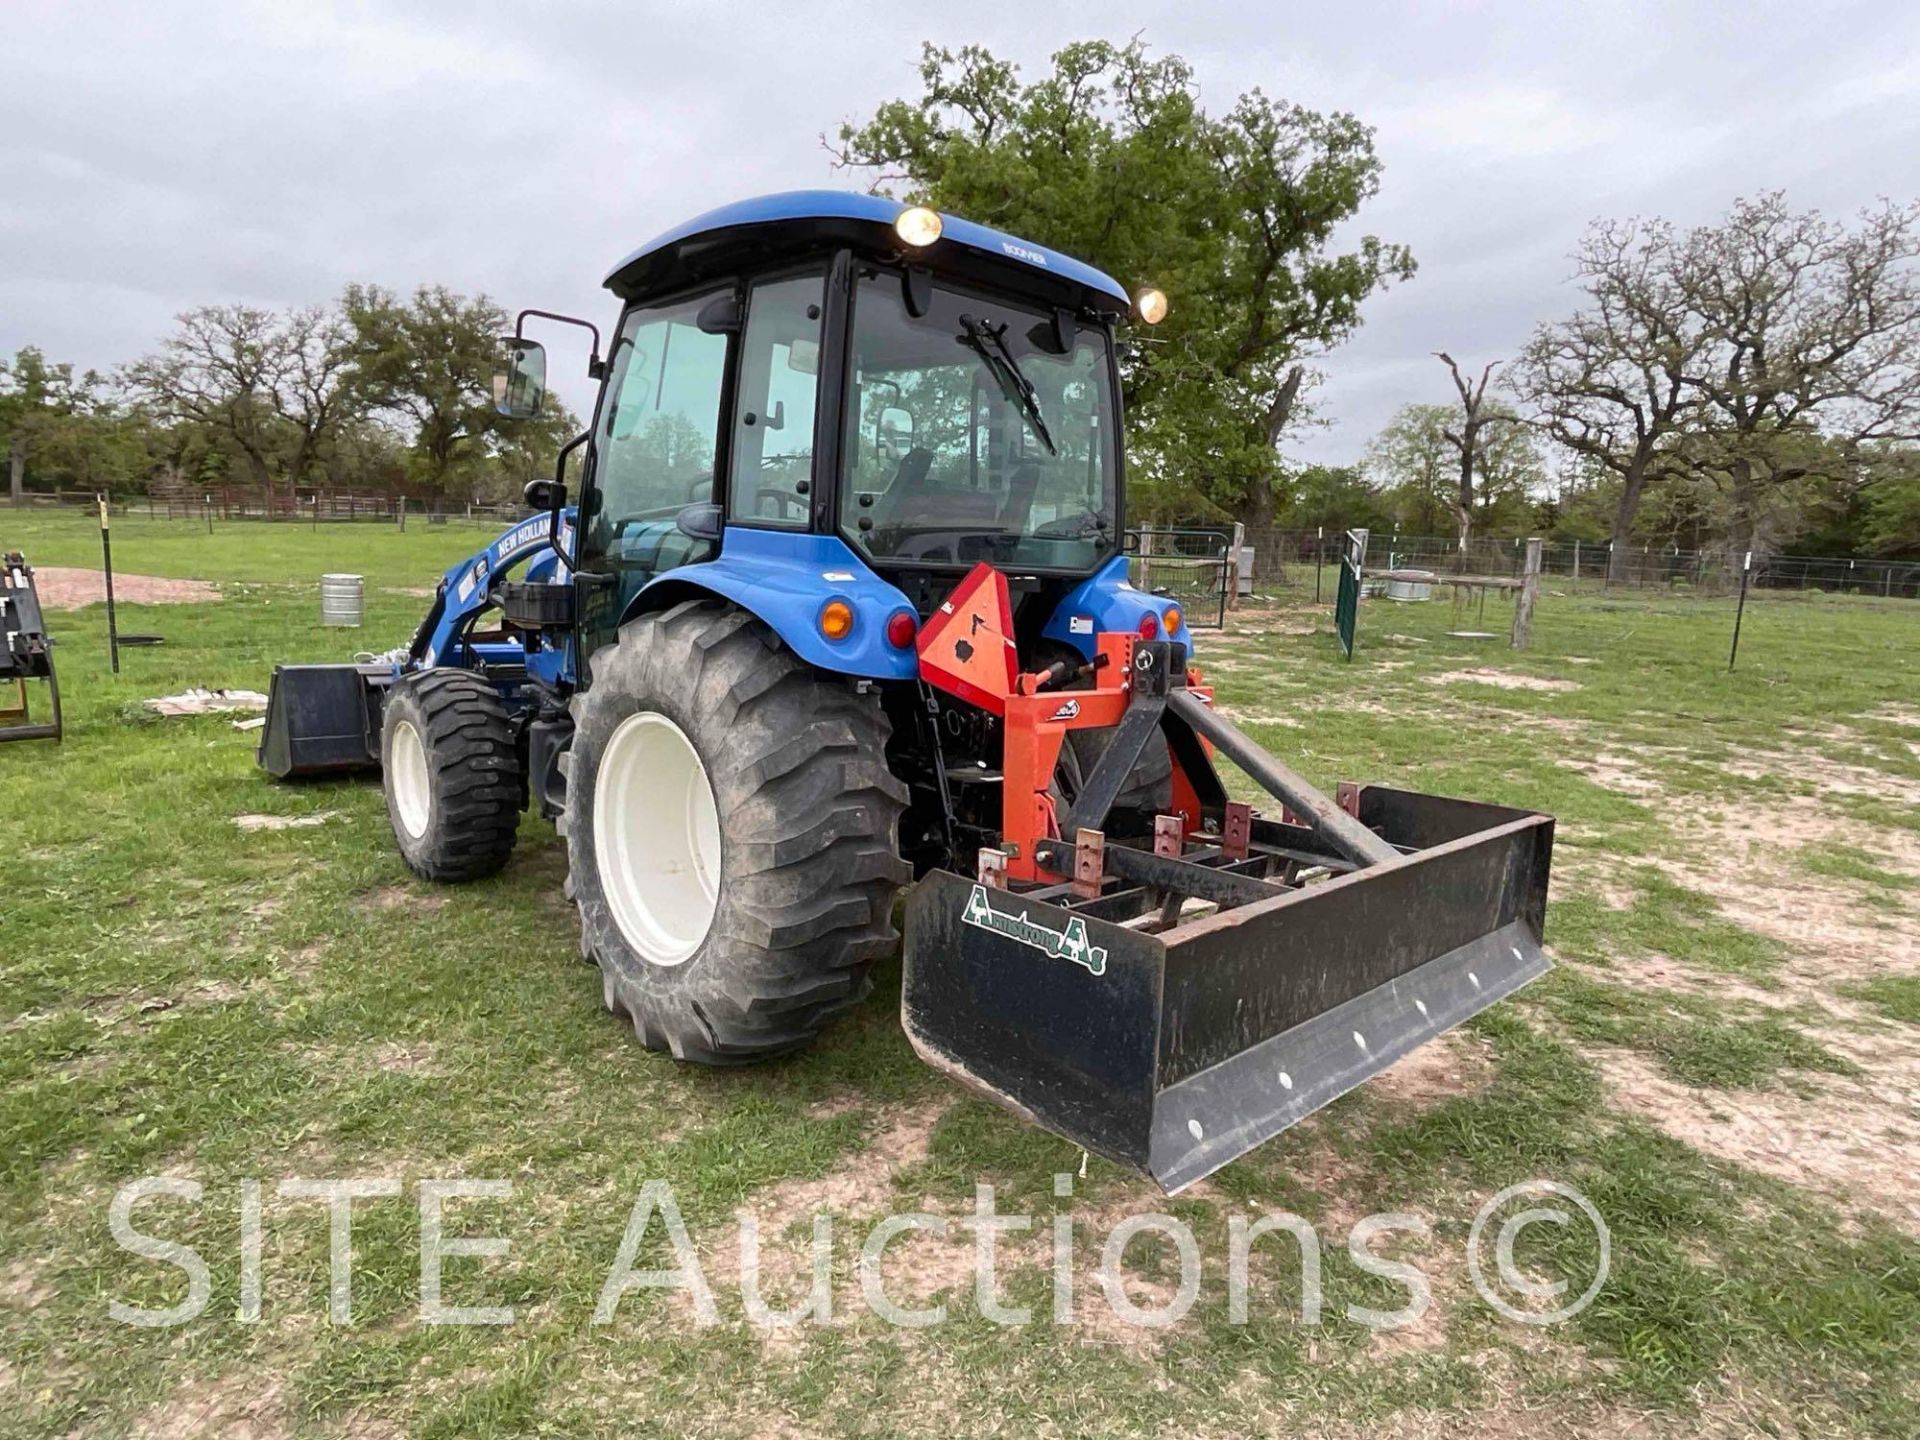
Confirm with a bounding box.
[1801,841,1919,895]
[4,510,1920,1436]
[1844,976,1920,1025]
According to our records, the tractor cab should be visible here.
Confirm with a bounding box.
[498,192,1173,676]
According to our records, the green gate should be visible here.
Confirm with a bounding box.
[1334,528,1369,660]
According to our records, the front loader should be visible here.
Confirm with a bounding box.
[260,191,1553,1191]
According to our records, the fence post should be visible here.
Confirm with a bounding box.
[1511,537,1543,650]
[1729,552,1753,671]
[1572,539,1580,591]
[1226,523,1244,612]
[98,494,120,675]
[1314,525,1324,604]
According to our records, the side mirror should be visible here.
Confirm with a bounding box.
[493,339,547,419]
[696,294,743,335]
[877,405,914,460]
[524,478,567,511]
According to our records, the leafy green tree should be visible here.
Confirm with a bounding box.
[2,347,152,501]
[832,39,1413,528]
[342,285,576,504]
[1367,400,1544,543]
[1861,447,1920,556]
[1275,462,1391,533]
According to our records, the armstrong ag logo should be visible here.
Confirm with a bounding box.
[961,885,1106,975]
[1000,240,1049,267]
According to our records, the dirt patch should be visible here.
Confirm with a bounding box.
[1217,707,1303,728]
[1594,1047,1920,1233]
[1671,791,1918,995]
[369,1041,441,1076]
[1431,669,1581,693]
[1368,1029,1497,1110]
[1865,703,1920,729]
[232,812,339,833]
[30,566,220,610]
[129,1374,288,1440]
[1556,753,1663,797]
[1,1258,53,1311]
[357,885,447,914]
[739,1102,946,1229]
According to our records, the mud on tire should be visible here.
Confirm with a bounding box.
[380,670,524,882]
[563,600,911,1064]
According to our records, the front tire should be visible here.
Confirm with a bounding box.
[380,670,524,881]
[563,600,910,1064]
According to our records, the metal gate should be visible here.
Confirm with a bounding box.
[1129,528,1232,630]
[1334,528,1368,660]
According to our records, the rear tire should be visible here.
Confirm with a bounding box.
[380,670,523,881]
[564,600,910,1064]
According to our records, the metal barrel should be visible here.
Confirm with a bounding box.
[901,785,1554,1193]
[320,573,364,627]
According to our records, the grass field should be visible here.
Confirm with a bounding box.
[4,510,1918,1438]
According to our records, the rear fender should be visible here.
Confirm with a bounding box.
[625,528,919,680]
[1041,554,1193,660]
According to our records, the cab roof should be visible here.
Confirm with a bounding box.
[603,190,1131,316]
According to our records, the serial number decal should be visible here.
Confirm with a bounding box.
[962,884,1107,976]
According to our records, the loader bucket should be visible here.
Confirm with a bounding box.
[257,663,393,779]
[901,786,1553,1193]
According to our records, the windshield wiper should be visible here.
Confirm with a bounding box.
[958,314,1057,456]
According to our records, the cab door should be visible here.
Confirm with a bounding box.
[575,289,733,666]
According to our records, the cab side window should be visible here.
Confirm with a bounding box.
[587,292,729,562]
[727,274,825,528]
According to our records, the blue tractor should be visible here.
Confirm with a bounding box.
[261,193,1554,1192]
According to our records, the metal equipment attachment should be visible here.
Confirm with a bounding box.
[0,552,62,745]
[901,604,1554,1193]
[257,664,393,778]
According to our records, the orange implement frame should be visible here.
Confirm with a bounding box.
[999,631,1213,882]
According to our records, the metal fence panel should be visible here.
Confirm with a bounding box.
[1130,528,1232,629]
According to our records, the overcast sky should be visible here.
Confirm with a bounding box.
[5,0,1917,463]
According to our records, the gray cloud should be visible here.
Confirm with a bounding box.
[4,0,1916,461]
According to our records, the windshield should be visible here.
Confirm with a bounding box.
[840,271,1117,570]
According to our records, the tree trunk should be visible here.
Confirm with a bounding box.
[1724,456,1760,566]
[1605,454,1653,584]
[8,437,24,507]
[1454,448,1475,559]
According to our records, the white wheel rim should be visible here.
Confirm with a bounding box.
[593,711,721,966]
[390,719,431,839]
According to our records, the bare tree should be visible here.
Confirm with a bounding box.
[1510,218,1706,582]
[127,304,360,506]
[1674,194,1920,555]
[1434,353,1512,556]
[126,306,283,499]
[277,306,359,487]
